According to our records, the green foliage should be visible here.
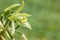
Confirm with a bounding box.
[0,0,60,40]
[0,1,31,40]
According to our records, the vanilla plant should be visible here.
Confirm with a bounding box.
[0,1,31,40]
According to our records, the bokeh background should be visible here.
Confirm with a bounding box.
[0,0,60,40]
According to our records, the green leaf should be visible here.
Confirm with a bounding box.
[11,21,15,35]
[0,21,4,28]
[5,30,11,39]
[22,33,27,40]
[23,22,31,30]
[15,1,24,13]
[0,21,4,33]
[10,13,31,17]
[4,4,20,12]
[19,13,31,17]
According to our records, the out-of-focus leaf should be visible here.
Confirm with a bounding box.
[11,21,15,35]
[19,13,31,17]
[0,21,4,28]
[11,13,31,17]
[4,4,20,12]
[15,1,24,13]
[0,21,4,33]
[22,33,27,40]
[23,22,31,30]
[5,31,10,39]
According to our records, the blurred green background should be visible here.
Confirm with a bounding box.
[0,0,60,40]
